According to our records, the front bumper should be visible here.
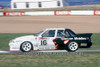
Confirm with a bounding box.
[9,42,20,51]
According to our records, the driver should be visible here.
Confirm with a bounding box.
[49,30,55,37]
[57,30,66,37]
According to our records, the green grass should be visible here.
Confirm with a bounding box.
[91,33,100,47]
[0,33,100,50]
[0,53,100,67]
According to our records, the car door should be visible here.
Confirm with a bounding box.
[38,30,56,50]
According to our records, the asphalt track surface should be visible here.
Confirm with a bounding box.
[0,50,100,54]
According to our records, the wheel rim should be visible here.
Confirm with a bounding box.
[69,42,78,51]
[22,42,32,51]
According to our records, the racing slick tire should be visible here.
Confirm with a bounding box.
[66,41,79,52]
[20,41,33,52]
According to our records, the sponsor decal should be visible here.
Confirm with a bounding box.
[41,40,47,46]
[74,37,87,40]
[39,37,47,46]
[94,10,100,15]
[81,43,87,46]
[63,38,73,40]
[54,11,71,15]
[3,12,25,16]
[64,39,69,45]
[39,37,47,40]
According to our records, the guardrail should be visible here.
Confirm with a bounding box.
[0,10,100,16]
[54,11,94,15]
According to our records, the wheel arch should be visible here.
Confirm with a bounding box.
[20,41,34,51]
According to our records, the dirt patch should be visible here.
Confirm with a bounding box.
[0,16,100,33]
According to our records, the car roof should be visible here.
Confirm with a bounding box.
[45,28,65,30]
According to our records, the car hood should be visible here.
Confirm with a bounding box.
[12,35,36,41]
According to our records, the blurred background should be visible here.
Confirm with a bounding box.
[0,0,100,9]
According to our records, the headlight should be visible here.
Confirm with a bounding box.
[10,39,15,43]
[15,40,22,42]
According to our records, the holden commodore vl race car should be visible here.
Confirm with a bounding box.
[9,28,92,52]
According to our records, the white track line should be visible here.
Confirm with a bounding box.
[0,50,100,53]
[0,51,10,53]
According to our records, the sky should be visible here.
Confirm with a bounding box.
[0,0,11,8]
[0,0,11,1]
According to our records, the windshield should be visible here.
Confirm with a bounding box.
[35,30,44,36]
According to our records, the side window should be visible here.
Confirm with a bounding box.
[57,30,65,37]
[57,30,70,37]
[65,31,70,37]
[42,30,55,37]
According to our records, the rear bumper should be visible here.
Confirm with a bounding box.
[87,42,92,46]
[80,41,92,48]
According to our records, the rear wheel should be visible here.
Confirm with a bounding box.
[66,42,79,52]
[20,41,33,52]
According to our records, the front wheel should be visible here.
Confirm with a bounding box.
[20,41,33,52]
[66,42,79,52]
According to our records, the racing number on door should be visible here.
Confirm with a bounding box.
[41,40,47,45]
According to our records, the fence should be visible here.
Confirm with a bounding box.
[0,10,100,16]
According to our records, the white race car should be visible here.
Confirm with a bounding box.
[9,28,92,52]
